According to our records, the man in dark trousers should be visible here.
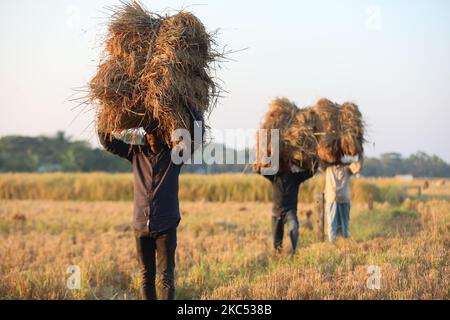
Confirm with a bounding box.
[260,162,317,255]
[99,124,182,300]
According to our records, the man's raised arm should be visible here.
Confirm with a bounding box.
[294,161,318,183]
[98,131,136,163]
[348,157,364,175]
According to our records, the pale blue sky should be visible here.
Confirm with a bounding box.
[1,0,449,160]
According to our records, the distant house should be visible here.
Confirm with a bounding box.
[37,164,63,173]
[395,174,414,181]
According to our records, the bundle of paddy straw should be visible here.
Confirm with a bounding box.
[89,1,220,147]
[255,97,365,172]
[255,98,318,172]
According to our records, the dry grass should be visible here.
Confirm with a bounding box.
[90,2,161,134]
[0,197,448,300]
[141,11,215,147]
[0,175,448,300]
[255,97,365,172]
[0,174,412,204]
[340,102,365,157]
[255,98,300,172]
[314,98,342,164]
[89,1,221,146]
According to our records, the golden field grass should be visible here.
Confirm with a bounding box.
[0,174,449,300]
[0,173,416,204]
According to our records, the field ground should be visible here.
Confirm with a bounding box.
[0,176,449,300]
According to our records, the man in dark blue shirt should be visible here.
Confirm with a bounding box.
[99,126,181,300]
[261,163,317,255]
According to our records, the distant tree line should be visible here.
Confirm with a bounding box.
[361,152,450,178]
[0,132,130,173]
[0,133,449,177]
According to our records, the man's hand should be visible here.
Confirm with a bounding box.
[253,164,262,174]
[111,130,127,140]
[290,164,302,173]
[349,158,363,175]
